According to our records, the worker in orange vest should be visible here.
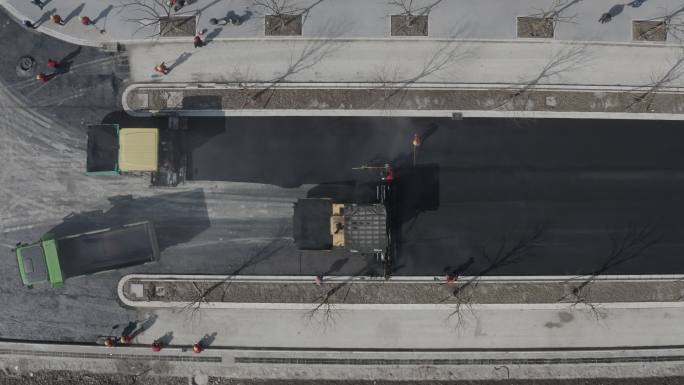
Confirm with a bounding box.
[154,62,169,75]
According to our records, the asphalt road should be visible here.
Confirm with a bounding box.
[186,116,684,276]
[2,6,684,343]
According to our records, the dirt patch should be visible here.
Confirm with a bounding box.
[265,14,302,36]
[633,20,667,42]
[517,17,554,38]
[159,16,196,37]
[391,15,428,37]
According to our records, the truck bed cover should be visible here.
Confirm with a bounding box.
[58,222,159,278]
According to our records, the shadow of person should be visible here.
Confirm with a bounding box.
[130,314,158,338]
[63,3,85,24]
[156,331,174,346]
[599,3,625,23]
[628,0,648,7]
[34,8,56,27]
[199,332,217,347]
[204,27,221,44]
[56,46,82,74]
[92,5,113,25]
[168,52,192,72]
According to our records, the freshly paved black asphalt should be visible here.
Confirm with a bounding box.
[186,116,684,276]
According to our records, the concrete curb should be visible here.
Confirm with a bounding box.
[117,274,684,310]
[122,83,684,120]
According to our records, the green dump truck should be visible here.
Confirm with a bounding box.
[15,221,160,288]
[86,123,185,186]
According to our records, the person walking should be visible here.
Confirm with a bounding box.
[154,62,169,74]
[79,16,92,25]
[47,58,60,69]
[193,34,203,48]
[151,341,162,352]
[36,72,50,82]
[192,343,203,353]
[51,14,63,25]
[23,20,37,29]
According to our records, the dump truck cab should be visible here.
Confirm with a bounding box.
[15,237,63,288]
[15,221,160,288]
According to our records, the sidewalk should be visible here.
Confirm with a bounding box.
[113,275,684,350]
[3,0,684,46]
[122,38,684,117]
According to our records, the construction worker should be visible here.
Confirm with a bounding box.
[103,338,115,347]
[412,133,421,148]
[384,165,395,182]
[51,14,62,25]
[36,72,49,82]
[154,62,169,75]
[151,341,162,352]
[47,58,59,69]
[192,343,203,353]
[193,35,203,48]
[79,16,91,25]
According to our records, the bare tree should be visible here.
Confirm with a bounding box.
[178,229,288,320]
[372,39,472,110]
[303,263,375,328]
[388,0,445,16]
[253,0,324,30]
[119,0,191,39]
[637,5,684,42]
[559,224,661,320]
[446,225,546,329]
[625,53,684,112]
[243,24,347,108]
[525,0,583,36]
[494,44,586,111]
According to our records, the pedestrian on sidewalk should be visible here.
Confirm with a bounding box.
[36,72,50,82]
[30,0,44,10]
[79,16,92,25]
[314,275,322,286]
[47,58,60,69]
[103,337,115,347]
[154,62,169,75]
[192,342,203,353]
[151,340,162,352]
[119,335,132,345]
[193,34,203,48]
[51,14,63,25]
[23,20,37,29]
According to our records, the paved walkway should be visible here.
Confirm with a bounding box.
[2,0,684,45]
[5,338,684,381]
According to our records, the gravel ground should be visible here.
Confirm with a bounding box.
[129,87,684,114]
[3,372,684,385]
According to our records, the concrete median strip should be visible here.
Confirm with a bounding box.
[118,273,684,310]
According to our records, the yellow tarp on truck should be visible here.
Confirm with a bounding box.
[118,128,159,172]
